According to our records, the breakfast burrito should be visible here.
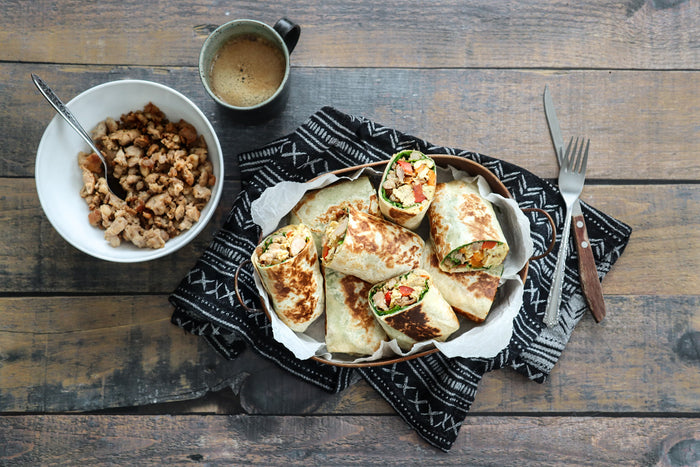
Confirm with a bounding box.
[421,240,503,323]
[289,176,380,255]
[321,207,424,284]
[324,268,387,356]
[378,150,437,229]
[369,269,459,350]
[428,179,509,272]
[251,223,324,333]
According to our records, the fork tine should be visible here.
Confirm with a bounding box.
[564,137,575,168]
[578,139,590,174]
[572,137,582,171]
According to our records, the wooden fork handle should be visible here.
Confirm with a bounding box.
[572,213,606,323]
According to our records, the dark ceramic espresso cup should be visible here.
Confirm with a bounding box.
[199,18,300,122]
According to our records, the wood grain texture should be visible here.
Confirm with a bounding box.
[1,180,696,294]
[2,295,697,414]
[1,415,698,465]
[0,296,251,413]
[0,178,239,293]
[2,0,698,69]
[7,63,699,180]
[2,0,699,461]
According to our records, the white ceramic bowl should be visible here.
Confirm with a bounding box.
[35,79,224,262]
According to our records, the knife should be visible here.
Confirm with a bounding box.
[543,85,606,323]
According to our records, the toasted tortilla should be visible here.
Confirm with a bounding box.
[321,207,424,284]
[368,269,459,350]
[324,268,387,356]
[289,176,380,255]
[421,240,502,323]
[428,179,509,272]
[251,224,325,333]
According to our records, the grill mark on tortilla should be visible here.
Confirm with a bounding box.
[465,271,500,299]
[427,248,499,300]
[427,187,448,256]
[346,208,422,269]
[292,187,380,234]
[383,302,442,341]
[266,241,319,324]
[457,192,499,240]
[387,205,415,224]
[428,184,501,262]
[339,275,375,331]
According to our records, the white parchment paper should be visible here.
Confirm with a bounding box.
[250,164,533,363]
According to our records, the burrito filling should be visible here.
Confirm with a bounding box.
[321,214,349,262]
[381,150,436,209]
[257,226,309,267]
[370,270,430,316]
[445,240,508,270]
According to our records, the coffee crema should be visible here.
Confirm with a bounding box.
[209,34,286,108]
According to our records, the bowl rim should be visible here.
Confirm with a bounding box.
[35,79,224,262]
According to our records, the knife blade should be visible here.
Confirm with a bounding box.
[543,85,606,323]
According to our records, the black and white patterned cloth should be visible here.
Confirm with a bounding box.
[169,107,632,451]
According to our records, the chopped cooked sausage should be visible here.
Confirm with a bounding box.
[78,103,215,249]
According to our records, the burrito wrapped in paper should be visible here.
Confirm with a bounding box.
[324,268,387,355]
[251,223,324,333]
[428,179,509,272]
[321,207,424,284]
[368,269,459,350]
[290,176,380,255]
[378,150,437,230]
[421,240,503,323]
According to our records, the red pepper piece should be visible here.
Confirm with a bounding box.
[413,184,426,203]
[396,159,414,175]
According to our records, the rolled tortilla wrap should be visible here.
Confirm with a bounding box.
[378,150,437,230]
[421,240,503,323]
[324,268,387,355]
[369,269,459,350]
[290,176,380,255]
[321,207,424,284]
[251,223,324,333]
[428,179,509,272]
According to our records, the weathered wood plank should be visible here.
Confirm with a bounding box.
[0,296,255,413]
[1,415,698,465]
[0,180,696,295]
[8,63,700,180]
[223,295,700,416]
[2,295,697,414]
[0,178,240,293]
[3,0,698,69]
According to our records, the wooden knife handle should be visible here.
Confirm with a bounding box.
[572,214,606,323]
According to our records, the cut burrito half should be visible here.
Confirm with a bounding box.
[378,150,437,229]
[428,179,509,272]
[289,176,380,255]
[421,240,503,323]
[369,269,459,350]
[324,268,387,356]
[251,223,324,333]
[321,207,424,284]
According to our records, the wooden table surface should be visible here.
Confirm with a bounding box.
[1,0,699,465]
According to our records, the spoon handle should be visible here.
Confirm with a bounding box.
[31,74,103,156]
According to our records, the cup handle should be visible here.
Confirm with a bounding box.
[274,17,301,54]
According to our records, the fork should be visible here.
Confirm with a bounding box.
[543,137,590,328]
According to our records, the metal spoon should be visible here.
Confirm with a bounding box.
[31,74,126,200]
